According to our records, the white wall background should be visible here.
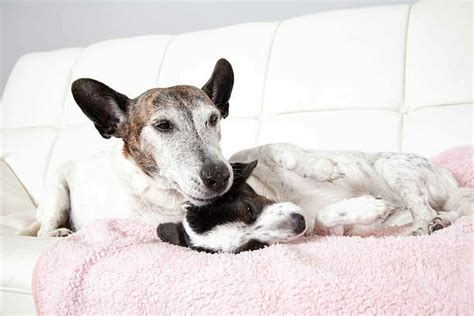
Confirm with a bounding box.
[0,0,416,96]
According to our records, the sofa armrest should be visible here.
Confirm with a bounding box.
[0,160,37,233]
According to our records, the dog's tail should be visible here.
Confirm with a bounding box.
[18,220,41,236]
[443,187,474,217]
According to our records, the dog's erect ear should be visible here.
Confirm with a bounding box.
[201,58,234,119]
[156,222,190,248]
[71,78,130,139]
[231,160,258,185]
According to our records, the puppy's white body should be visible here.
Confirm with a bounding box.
[231,143,473,235]
[37,150,185,235]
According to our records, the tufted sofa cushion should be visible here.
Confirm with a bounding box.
[0,1,472,313]
[1,2,473,204]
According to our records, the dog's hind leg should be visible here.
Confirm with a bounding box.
[36,166,73,237]
[372,155,439,235]
[429,187,474,233]
[396,185,437,236]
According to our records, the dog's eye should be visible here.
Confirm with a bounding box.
[246,204,254,218]
[208,114,219,126]
[154,120,173,132]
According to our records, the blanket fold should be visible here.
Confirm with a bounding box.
[33,217,474,315]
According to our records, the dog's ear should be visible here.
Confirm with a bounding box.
[231,160,258,185]
[235,239,268,253]
[201,58,234,119]
[71,78,130,139]
[181,201,193,212]
[156,222,190,248]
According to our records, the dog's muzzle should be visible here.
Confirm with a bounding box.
[199,162,231,194]
[291,213,306,234]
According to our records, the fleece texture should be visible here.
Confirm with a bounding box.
[432,145,473,188]
[32,146,474,314]
[33,217,474,315]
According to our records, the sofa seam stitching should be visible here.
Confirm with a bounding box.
[0,287,33,295]
[38,49,84,202]
[399,3,413,152]
[257,21,283,144]
[154,35,176,86]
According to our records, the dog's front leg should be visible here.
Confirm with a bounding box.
[316,195,395,228]
[36,168,73,237]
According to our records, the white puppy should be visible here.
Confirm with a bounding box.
[232,143,473,236]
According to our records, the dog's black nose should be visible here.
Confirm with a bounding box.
[200,162,230,193]
[291,213,306,234]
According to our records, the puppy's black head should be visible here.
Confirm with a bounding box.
[157,161,268,253]
[157,160,305,253]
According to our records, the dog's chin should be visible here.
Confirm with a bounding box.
[184,194,217,206]
[293,229,308,239]
[179,184,231,206]
[257,228,307,247]
[282,228,308,243]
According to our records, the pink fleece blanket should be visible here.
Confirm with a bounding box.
[33,217,474,314]
[33,146,474,314]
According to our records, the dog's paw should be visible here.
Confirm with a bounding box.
[317,195,394,227]
[428,217,447,234]
[261,144,344,183]
[303,221,316,236]
[410,225,429,236]
[303,157,345,183]
[290,154,344,183]
[261,144,300,170]
[45,228,74,238]
[375,201,397,223]
[327,225,344,236]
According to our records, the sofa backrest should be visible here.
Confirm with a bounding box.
[1,1,472,204]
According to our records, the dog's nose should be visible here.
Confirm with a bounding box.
[291,213,306,234]
[199,162,230,193]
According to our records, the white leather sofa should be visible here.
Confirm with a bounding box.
[1,1,472,313]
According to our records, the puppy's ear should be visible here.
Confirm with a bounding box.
[232,160,258,185]
[181,201,193,211]
[235,239,268,253]
[201,58,234,119]
[156,222,190,248]
[71,78,130,139]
